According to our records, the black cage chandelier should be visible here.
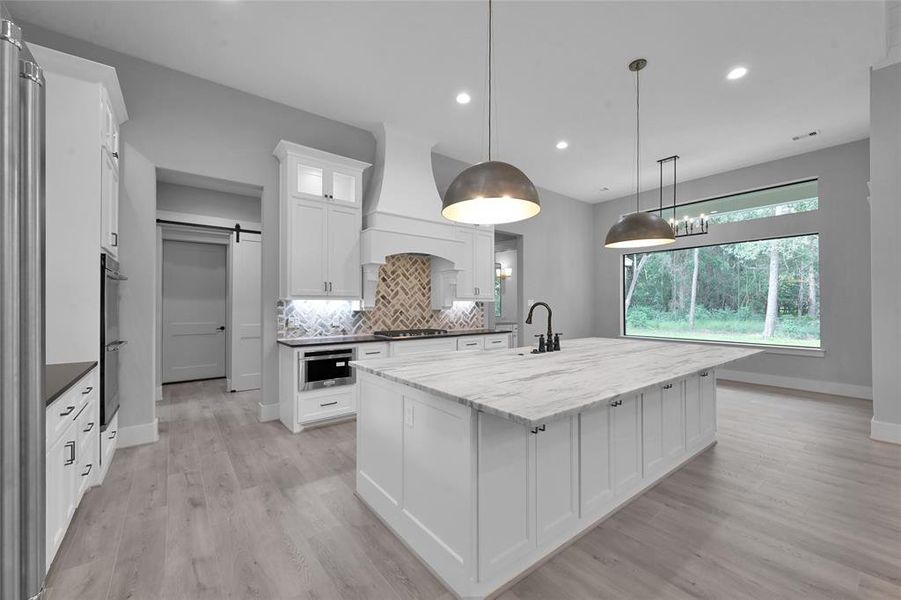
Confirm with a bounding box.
[656,155,709,239]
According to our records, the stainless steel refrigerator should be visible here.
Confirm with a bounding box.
[1,7,46,600]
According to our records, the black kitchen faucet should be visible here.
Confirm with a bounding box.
[525,302,561,352]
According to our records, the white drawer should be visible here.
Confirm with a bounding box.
[456,336,485,351]
[46,369,96,447]
[357,343,389,360]
[298,387,355,424]
[484,334,510,350]
[99,411,119,483]
[390,337,458,356]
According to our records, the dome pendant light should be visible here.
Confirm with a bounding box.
[604,59,675,249]
[442,0,540,225]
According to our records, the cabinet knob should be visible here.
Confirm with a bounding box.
[81,463,93,477]
[59,405,75,417]
[82,386,93,395]
[663,383,673,390]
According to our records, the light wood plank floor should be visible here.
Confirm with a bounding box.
[46,380,901,600]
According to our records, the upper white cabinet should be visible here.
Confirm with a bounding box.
[31,45,127,364]
[274,141,370,299]
[455,226,495,301]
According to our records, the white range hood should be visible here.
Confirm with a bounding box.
[360,123,466,306]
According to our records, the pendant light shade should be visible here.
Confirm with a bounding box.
[442,160,541,225]
[442,0,540,225]
[604,58,675,249]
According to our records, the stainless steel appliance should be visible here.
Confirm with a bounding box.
[373,328,448,339]
[299,348,356,391]
[0,12,46,599]
[101,255,126,430]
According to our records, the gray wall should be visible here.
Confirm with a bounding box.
[433,155,598,343]
[869,61,901,436]
[157,182,262,225]
[594,139,872,395]
[20,21,376,419]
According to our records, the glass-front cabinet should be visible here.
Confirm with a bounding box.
[290,153,364,207]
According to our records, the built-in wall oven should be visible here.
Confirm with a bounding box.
[101,255,127,430]
[298,347,356,391]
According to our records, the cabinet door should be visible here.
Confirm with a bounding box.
[293,157,327,201]
[685,375,702,450]
[288,199,328,297]
[329,166,361,206]
[661,381,686,462]
[46,424,77,568]
[535,416,579,545]
[454,228,475,299]
[473,229,495,300]
[612,394,642,497]
[297,386,355,424]
[642,388,665,476]
[100,148,119,256]
[478,412,535,581]
[326,205,361,297]
[699,370,717,439]
[580,404,613,517]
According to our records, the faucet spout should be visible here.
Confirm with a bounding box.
[525,302,554,350]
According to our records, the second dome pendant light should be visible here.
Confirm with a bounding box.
[442,0,541,225]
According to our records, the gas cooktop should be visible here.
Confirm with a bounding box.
[373,328,449,339]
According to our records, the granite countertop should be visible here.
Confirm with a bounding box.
[44,361,98,406]
[277,328,512,348]
[351,337,760,426]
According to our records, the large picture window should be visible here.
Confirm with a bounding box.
[623,234,820,348]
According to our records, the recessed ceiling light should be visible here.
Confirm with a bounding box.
[555,140,569,150]
[456,92,471,104]
[727,66,748,80]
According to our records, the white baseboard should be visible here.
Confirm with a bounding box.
[718,369,872,400]
[118,418,159,448]
[871,418,901,445]
[156,385,162,402]
[258,402,279,422]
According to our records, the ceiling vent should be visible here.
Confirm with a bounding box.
[792,130,820,141]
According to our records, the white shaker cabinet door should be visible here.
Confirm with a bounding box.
[685,374,702,450]
[288,199,328,297]
[473,229,495,300]
[642,387,665,477]
[661,380,686,463]
[455,228,476,299]
[326,204,361,298]
[700,370,717,439]
[100,147,119,256]
[535,416,579,546]
[612,394,642,497]
[580,403,614,517]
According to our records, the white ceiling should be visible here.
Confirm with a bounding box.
[10,1,884,203]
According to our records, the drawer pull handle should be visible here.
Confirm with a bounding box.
[108,430,117,440]
[82,386,93,395]
[320,400,339,407]
[700,371,710,377]
[663,384,673,390]
[364,351,381,356]
[64,441,76,465]
[83,421,94,433]
[59,405,75,417]
[81,464,92,477]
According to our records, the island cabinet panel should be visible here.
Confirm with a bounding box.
[661,381,686,463]
[700,371,717,438]
[580,404,614,517]
[642,388,665,477]
[612,394,643,497]
[478,412,536,582]
[402,393,472,565]
[535,416,579,546]
[685,374,703,449]
[357,377,404,506]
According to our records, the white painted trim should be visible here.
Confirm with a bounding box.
[156,209,262,233]
[258,402,280,422]
[871,418,901,445]
[621,334,825,357]
[718,369,872,400]
[117,418,159,448]
[156,385,163,402]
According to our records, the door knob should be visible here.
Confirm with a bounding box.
[217,326,226,332]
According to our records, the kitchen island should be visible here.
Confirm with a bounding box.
[351,337,759,599]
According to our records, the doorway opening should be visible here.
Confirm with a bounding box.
[155,168,263,395]
[494,230,523,347]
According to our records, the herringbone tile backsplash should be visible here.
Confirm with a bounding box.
[278,254,484,338]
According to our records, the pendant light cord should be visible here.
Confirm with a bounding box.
[635,66,640,213]
[487,0,493,162]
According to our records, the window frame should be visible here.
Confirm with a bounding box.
[618,177,822,353]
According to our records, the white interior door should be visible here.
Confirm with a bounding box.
[162,240,227,383]
[229,232,262,391]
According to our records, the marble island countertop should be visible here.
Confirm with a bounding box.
[352,337,761,426]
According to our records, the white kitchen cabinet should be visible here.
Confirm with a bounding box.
[457,336,485,351]
[484,333,512,350]
[46,422,77,569]
[580,404,614,517]
[700,370,717,438]
[535,416,579,546]
[99,411,119,483]
[100,147,119,257]
[643,381,685,477]
[275,141,370,299]
[297,386,356,425]
[390,337,458,356]
[612,394,642,497]
[455,226,495,301]
[685,373,702,450]
[661,381,686,464]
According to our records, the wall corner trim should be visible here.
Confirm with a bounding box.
[718,369,872,400]
[871,418,901,445]
[258,402,280,422]
[117,418,160,448]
